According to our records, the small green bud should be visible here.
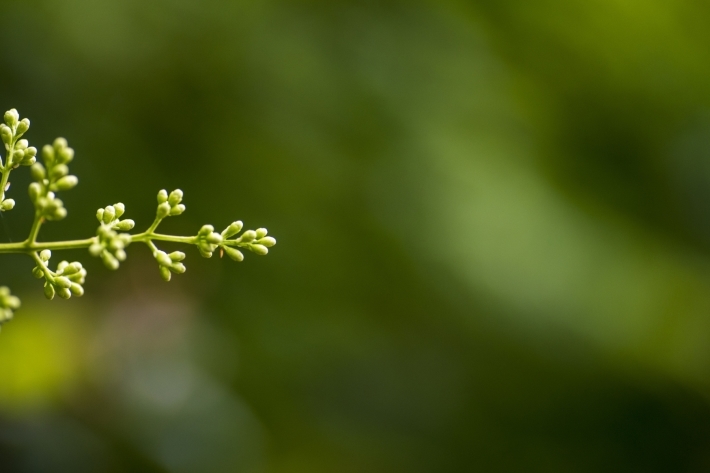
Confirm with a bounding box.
[0,128,11,146]
[250,244,269,255]
[115,219,135,231]
[103,205,116,224]
[222,221,243,238]
[40,250,51,261]
[159,265,171,281]
[30,163,45,181]
[96,208,104,222]
[170,204,185,216]
[28,182,42,202]
[224,246,244,262]
[57,287,71,299]
[70,283,84,297]
[199,224,215,236]
[21,155,36,166]
[157,189,168,203]
[101,251,119,270]
[50,164,69,179]
[168,189,183,206]
[60,263,82,276]
[32,267,44,279]
[206,232,222,244]
[258,236,277,247]
[0,199,15,211]
[16,118,30,135]
[11,149,24,165]
[42,144,55,164]
[53,137,67,149]
[169,251,186,262]
[44,282,55,300]
[54,175,78,191]
[4,109,18,127]
[57,146,74,164]
[55,276,72,289]
[89,242,103,256]
[239,230,256,242]
[15,139,28,150]
[256,228,268,239]
[114,203,125,218]
[25,146,37,157]
[154,251,172,267]
[156,202,171,218]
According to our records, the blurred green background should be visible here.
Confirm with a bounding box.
[2,0,710,471]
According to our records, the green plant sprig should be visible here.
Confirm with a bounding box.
[0,109,276,329]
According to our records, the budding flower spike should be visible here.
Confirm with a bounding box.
[0,109,276,330]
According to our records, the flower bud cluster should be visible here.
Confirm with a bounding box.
[90,203,134,269]
[31,250,87,300]
[153,250,186,281]
[28,138,78,221]
[156,189,186,218]
[0,109,37,212]
[1,109,35,167]
[220,222,276,260]
[0,286,20,326]
[196,224,223,258]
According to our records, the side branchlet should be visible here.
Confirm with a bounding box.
[0,109,276,330]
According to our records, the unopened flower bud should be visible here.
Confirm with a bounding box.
[102,205,116,224]
[157,189,168,203]
[4,109,18,127]
[31,163,46,181]
[222,221,243,238]
[0,199,14,211]
[250,244,269,255]
[57,287,71,299]
[168,189,183,206]
[70,283,84,297]
[169,251,186,262]
[40,250,51,261]
[239,230,256,242]
[114,203,125,217]
[54,175,78,191]
[224,246,244,262]
[258,236,277,247]
[115,219,135,231]
[256,228,268,239]
[159,265,171,281]
[16,118,29,135]
[44,282,55,300]
[156,202,171,218]
[170,204,185,216]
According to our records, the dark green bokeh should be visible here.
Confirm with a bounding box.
[2,0,710,471]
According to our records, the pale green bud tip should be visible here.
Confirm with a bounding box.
[4,109,18,126]
[240,230,257,242]
[168,189,183,206]
[258,236,277,247]
[31,163,45,181]
[16,118,30,134]
[169,251,186,262]
[53,137,68,149]
[251,244,269,256]
[103,205,116,224]
[40,250,51,261]
[54,175,78,191]
[157,189,168,203]
[222,221,243,238]
[115,219,135,231]
[157,202,171,218]
[0,199,15,211]
[44,282,55,300]
[224,246,244,262]
[114,203,125,217]
[159,266,172,282]
[256,228,268,239]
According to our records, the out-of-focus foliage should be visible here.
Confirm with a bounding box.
[2,0,710,471]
